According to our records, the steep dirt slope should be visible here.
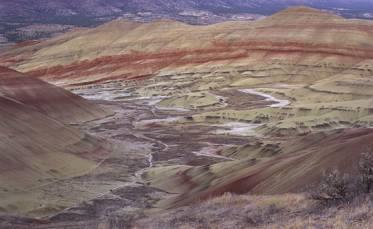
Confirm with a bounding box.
[145,128,373,208]
[0,66,109,123]
[0,67,111,214]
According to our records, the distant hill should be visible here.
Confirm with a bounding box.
[4,7,373,87]
[2,0,373,21]
[1,0,373,44]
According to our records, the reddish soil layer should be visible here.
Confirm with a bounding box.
[159,128,373,208]
[0,66,111,204]
[2,7,373,86]
[0,66,109,123]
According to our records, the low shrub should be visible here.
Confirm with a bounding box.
[358,151,373,193]
[310,150,373,205]
[310,170,352,205]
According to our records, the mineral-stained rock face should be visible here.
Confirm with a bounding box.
[3,7,373,87]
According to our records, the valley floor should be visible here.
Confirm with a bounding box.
[0,82,277,228]
[2,64,373,228]
[3,7,373,228]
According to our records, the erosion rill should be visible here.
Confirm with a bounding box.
[1,6,373,228]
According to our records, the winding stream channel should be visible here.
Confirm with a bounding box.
[6,86,293,227]
[239,89,290,108]
[137,88,291,166]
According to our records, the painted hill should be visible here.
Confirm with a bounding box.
[2,6,373,216]
[145,128,373,208]
[2,0,373,50]
[0,67,111,214]
[2,7,373,227]
[0,67,109,123]
[2,7,373,87]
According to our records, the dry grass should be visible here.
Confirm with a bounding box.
[133,193,373,229]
